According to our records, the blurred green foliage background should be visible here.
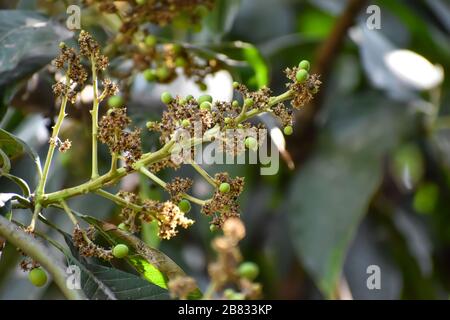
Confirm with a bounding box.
[1,0,450,299]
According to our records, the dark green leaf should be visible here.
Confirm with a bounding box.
[287,93,411,298]
[62,234,170,300]
[203,0,241,42]
[73,212,201,298]
[0,128,41,172]
[0,10,71,87]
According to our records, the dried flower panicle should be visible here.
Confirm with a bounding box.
[116,192,195,239]
[101,78,119,99]
[52,43,88,103]
[80,0,219,89]
[20,257,40,272]
[148,96,215,144]
[166,177,194,202]
[168,276,198,300]
[202,173,245,227]
[59,139,72,153]
[285,67,321,109]
[72,225,113,260]
[78,30,109,71]
[98,108,142,170]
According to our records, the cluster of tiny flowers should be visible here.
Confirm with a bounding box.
[52,31,118,104]
[80,1,219,89]
[98,108,142,170]
[208,218,261,299]
[73,225,114,260]
[166,177,194,202]
[83,0,214,28]
[202,173,245,227]
[147,93,215,144]
[20,257,40,272]
[168,276,198,299]
[145,200,195,240]
[285,66,321,109]
[52,44,87,103]
[78,30,109,72]
[116,191,194,239]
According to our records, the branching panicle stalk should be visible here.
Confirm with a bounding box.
[90,53,100,179]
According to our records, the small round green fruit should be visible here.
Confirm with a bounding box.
[181,119,191,128]
[113,244,129,259]
[219,182,231,193]
[144,35,157,47]
[200,101,212,111]
[161,92,173,104]
[283,125,293,136]
[298,60,310,71]
[28,267,47,287]
[238,262,259,280]
[143,69,157,82]
[245,137,258,150]
[178,199,191,213]
[108,96,124,108]
[296,69,309,83]
[198,94,213,104]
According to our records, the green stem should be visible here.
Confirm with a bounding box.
[139,167,207,206]
[90,53,100,179]
[95,189,144,213]
[60,199,78,225]
[140,167,167,188]
[36,73,71,198]
[189,160,217,187]
[42,140,175,204]
[37,90,294,207]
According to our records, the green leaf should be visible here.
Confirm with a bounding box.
[0,128,41,173]
[2,174,31,197]
[204,42,269,89]
[61,233,170,300]
[0,10,71,87]
[202,0,241,42]
[286,93,411,298]
[75,213,202,298]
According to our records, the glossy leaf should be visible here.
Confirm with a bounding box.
[0,10,71,87]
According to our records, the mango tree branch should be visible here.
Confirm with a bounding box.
[0,214,86,300]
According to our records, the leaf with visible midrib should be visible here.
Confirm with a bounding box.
[77,214,202,299]
[60,233,170,300]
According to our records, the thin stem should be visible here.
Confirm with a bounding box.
[140,167,207,206]
[235,90,294,124]
[188,160,217,187]
[95,189,144,213]
[60,199,78,225]
[29,203,41,232]
[36,71,71,198]
[140,167,167,188]
[42,139,175,204]
[110,153,118,173]
[90,53,100,179]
